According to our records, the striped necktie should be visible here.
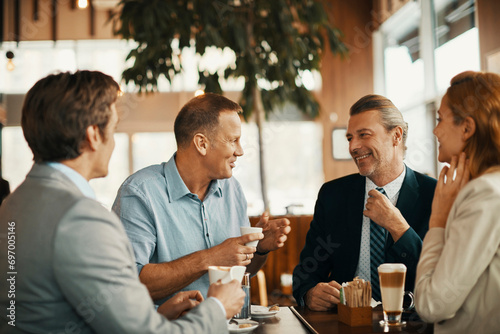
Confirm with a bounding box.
[370,187,387,302]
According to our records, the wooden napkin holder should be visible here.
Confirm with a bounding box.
[338,303,372,327]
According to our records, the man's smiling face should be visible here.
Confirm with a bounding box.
[346,109,400,182]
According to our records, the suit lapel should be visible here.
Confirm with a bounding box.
[396,166,419,221]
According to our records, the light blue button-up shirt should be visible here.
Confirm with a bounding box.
[112,153,250,304]
[47,162,96,199]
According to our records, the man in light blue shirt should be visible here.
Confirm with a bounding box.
[113,93,291,304]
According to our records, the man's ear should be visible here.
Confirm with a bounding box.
[393,126,403,146]
[463,116,476,141]
[86,125,101,151]
[193,133,209,156]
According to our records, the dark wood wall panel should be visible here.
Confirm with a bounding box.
[1,0,115,41]
[477,0,500,71]
[249,215,312,305]
[318,0,375,182]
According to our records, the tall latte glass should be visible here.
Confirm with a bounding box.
[378,263,407,326]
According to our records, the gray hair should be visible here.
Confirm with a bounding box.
[350,94,408,153]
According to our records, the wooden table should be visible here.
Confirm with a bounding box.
[249,306,433,334]
[251,306,309,334]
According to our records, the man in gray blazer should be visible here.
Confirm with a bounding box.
[0,71,244,333]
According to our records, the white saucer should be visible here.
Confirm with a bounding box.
[228,319,259,333]
[250,305,280,319]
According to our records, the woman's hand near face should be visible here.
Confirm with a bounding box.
[429,152,470,229]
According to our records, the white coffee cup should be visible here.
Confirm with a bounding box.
[240,226,263,247]
[208,265,246,284]
[378,263,414,326]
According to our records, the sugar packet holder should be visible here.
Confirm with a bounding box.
[338,278,372,327]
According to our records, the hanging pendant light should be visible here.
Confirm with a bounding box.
[77,0,88,9]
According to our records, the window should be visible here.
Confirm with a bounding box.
[433,0,479,93]
[374,0,480,177]
[89,134,130,208]
[236,121,323,216]
[1,127,33,190]
[1,39,323,215]
[131,132,177,172]
[1,127,129,209]
[0,40,133,94]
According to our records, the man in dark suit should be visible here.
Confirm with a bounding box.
[293,94,436,311]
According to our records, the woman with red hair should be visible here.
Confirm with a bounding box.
[415,71,500,333]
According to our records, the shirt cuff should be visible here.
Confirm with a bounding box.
[208,296,227,318]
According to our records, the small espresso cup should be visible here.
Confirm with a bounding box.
[208,265,246,284]
[240,226,263,247]
[378,263,414,326]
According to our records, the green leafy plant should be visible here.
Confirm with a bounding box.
[114,0,348,210]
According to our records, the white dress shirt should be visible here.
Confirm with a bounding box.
[354,167,406,282]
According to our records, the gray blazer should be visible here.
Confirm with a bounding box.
[0,164,227,333]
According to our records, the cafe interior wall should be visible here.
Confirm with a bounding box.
[3,0,499,184]
[476,0,500,71]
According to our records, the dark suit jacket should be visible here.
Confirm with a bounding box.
[293,166,436,306]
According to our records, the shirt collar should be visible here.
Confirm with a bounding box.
[365,165,406,200]
[46,162,96,199]
[164,153,223,202]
